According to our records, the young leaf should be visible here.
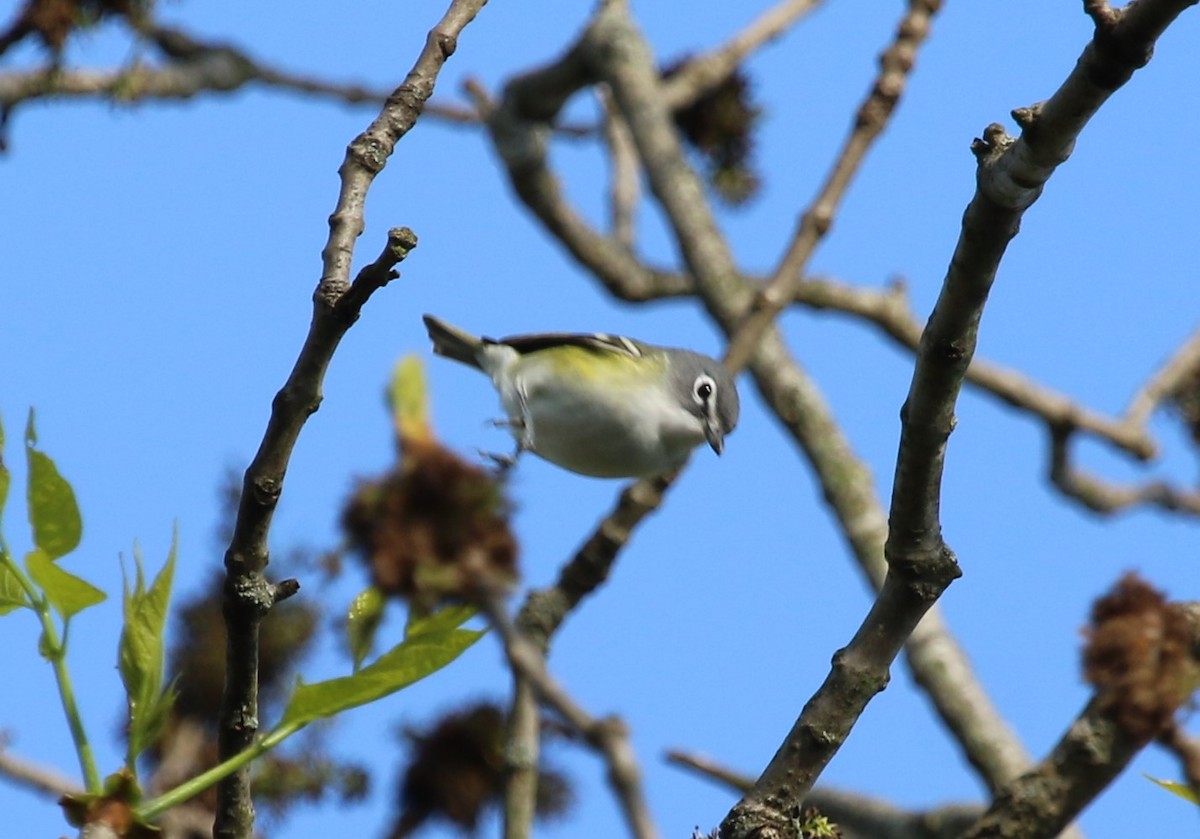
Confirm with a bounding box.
[24,410,82,559]
[405,602,479,639]
[347,586,385,672]
[390,355,432,444]
[25,548,105,620]
[278,626,483,730]
[1145,774,1200,805]
[119,535,177,765]
[0,559,30,616]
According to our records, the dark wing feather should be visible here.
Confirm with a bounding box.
[490,332,644,358]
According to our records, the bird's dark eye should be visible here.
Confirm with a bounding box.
[694,375,715,403]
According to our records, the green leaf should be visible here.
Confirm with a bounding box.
[119,534,177,766]
[405,602,479,638]
[25,410,82,559]
[26,548,105,620]
[347,586,385,672]
[390,355,431,443]
[278,626,483,730]
[0,558,30,616]
[1145,774,1200,805]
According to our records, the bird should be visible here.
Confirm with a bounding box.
[422,314,739,479]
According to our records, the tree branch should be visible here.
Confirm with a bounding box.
[794,276,1157,460]
[723,0,1197,834]
[962,675,1194,837]
[482,594,660,839]
[481,0,1033,821]
[1124,326,1200,427]
[660,0,825,111]
[666,749,983,839]
[212,1,485,835]
[1048,425,1200,515]
[0,734,83,800]
[725,0,941,371]
[0,23,515,133]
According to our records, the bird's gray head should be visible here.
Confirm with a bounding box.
[670,351,740,456]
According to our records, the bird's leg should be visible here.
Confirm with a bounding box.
[478,447,520,474]
[480,416,530,475]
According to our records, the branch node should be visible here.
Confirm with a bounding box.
[1083,0,1119,31]
[1011,103,1041,130]
[970,123,1012,161]
[435,32,458,60]
[271,578,301,604]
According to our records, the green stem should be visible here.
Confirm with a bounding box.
[136,721,304,823]
[45,616,100,792]
[1,544,101,792]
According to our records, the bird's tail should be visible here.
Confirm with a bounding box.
[423,314,485,370]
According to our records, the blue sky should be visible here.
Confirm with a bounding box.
[2,1,1198,837]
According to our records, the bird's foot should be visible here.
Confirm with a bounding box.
[477,446,522,476]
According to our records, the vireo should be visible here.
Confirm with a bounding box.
[423,315,740,478]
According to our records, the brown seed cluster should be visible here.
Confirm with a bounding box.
[665,58,763,206]
[1083,573,1197,740]
[389,702,571,838]
[342,441,518,610]
[1,0,144,53]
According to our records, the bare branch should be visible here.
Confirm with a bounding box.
[666,750,983,839]
[0,735,83,800]
[213,3,484,836]
[796,276,1157,460]
[515,474,675,650]
[503,473,673,838]
[660,0,825,111]
[1124,326,1200,426]
[501,675,541,839]
[724,0,941,371]
[0,24,570,142]
[961,586,1200,839]
[1049,426,1200,516]
[483,0,1033,817]
[600,87,640,249]
[664,749,754,793]
[723,1,1196,834]
[482,594,660,839]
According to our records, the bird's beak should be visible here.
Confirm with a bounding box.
[704,418,725,456]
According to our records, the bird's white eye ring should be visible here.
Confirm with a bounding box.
[694,374,716,404]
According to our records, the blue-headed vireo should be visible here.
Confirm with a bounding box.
[423,315,740,478]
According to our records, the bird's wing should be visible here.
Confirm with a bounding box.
[492,332,645,359]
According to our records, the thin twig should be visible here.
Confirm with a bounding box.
[0,24,591,142]
[664,749,754,793]
[666,750,983,839]
[600,86,640,249]
[484,0,1030,814]
[795,276,1157,460]
[1124,326,1200,426]
[482,594,660,839]
[0,735,83,800]
[661,0,824,111]
[724,0,941,371]
[213,1,484,835]
[723,0,1195,834]
[504,474,674,839]
[1049,426,1200,515]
